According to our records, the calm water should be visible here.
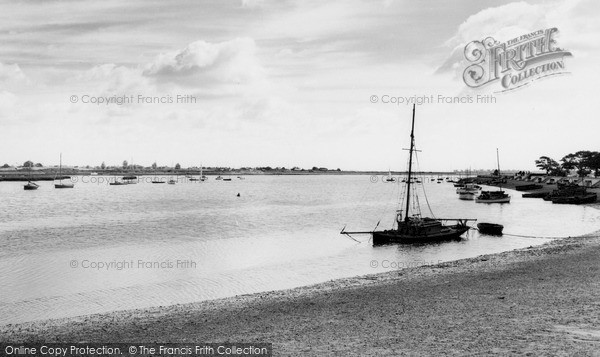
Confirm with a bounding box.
[1,175,599,324]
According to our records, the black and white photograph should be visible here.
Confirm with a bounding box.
[1,0,599,355]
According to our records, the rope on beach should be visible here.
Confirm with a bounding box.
[471,227,571,239]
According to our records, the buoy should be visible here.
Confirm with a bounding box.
[237,193,240,197]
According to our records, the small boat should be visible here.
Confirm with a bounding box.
[477,222,504,236]
[123,176,137,184]
[476,190,511,203]
[522,192,548,198]
[340,105,475,245]
[215,176,223,180]
[385,170,396,182]
[545,185,596,204]
[109,180,127,186]
[168,178,176,184]
[237,176,245,180]
[223,177,232,181]
[24,181,39,190]
[456,184,481,194]
[54,153,74,189]
[458,192,476,200]
[551,192,597,204]
[151,178,165,184]
[476,149,510,204]
[515,184,543,191]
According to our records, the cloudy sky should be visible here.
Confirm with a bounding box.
[0,0,598,171]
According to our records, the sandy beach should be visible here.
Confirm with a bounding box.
[2,230,600,356]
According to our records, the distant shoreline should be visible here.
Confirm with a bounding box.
[0,170,470,181]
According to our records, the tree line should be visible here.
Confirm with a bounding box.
[535,151,600,177]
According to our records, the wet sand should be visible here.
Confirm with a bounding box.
[3,232,600,356]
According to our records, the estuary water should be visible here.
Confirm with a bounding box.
[1,175,599,324]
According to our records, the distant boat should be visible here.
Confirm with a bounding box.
[237,176,245,180]
[548,185,597,204]
[216,176,223,180]
[476,149,510,204]
[223,177,232,181]
[458,192,476,200]
[168,178,176,184]
[54,153,74,189]
[23,165,39,190]
[109,180,127,186]
[123,175,137,184]
[24,181,39,190]
[456,184,481,194]
[341,105,475,245]
[385,170,396,182]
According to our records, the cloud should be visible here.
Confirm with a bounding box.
[0,62,31,90]
[435,0,599,76]
[143,38,265,91]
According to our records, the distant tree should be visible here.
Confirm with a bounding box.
[23,160,34,168]
[492,169,499,176]
[336,168,341,171]
[311,166,318,171]
[1,163,10,168]
[152,162,157,170]
[561,151,593,178]
[535,156,560,175]
[175,163,181,170]
[100,162,106,170]
[34,163,43,167]
[122,160,128,169]
[587,151,600,177]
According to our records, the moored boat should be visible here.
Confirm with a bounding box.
[476,190,511,203]
[456,184,481,194]
[458,192,476,200]
[476,149,510,204]
[551,192,597,204]
[24,181,39,190]
[54,153,74,189]
[341,105,475,245]
[477,222,504,236]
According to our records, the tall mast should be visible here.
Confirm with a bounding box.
[496,148,502,191]
[404,104,416,222]
[59,153,62,180]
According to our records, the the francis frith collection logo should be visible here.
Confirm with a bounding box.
[463,28,571,92]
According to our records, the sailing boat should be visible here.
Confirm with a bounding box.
[54,153,74,189]
[24,165,39,190]
[341,105,475,245]
[385,169,396,182]
[476,148,510,203]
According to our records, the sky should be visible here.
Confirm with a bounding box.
[0,0,599,171]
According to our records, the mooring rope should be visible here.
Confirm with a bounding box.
[471,227,572,239]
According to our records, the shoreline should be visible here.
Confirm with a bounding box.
[3,231,600,355]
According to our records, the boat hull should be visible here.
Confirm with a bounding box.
[551,193,597,204]
[54,183,74,189]
[475,197,511,203]
[477,223,504,236]
[372,225,470,245]
[458,192,476,200]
